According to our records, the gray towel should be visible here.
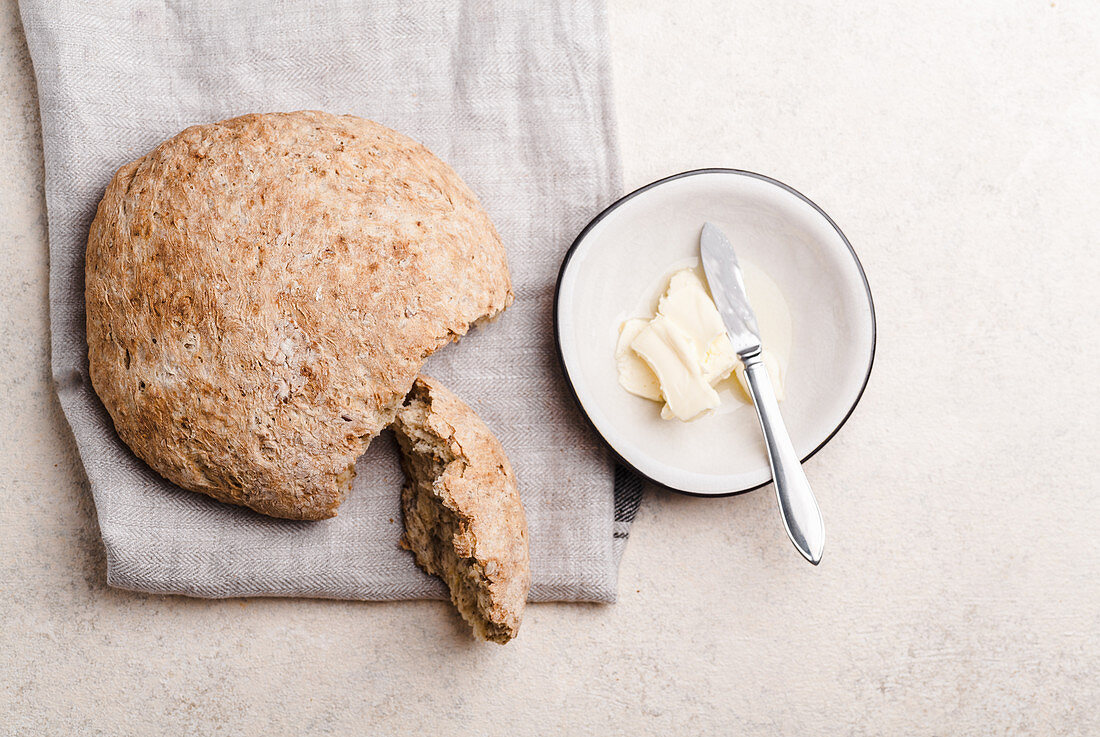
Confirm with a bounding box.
[20,0,642,602]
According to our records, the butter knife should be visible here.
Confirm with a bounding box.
[699,222,825,564]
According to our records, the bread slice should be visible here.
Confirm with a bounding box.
[392,376,530,643]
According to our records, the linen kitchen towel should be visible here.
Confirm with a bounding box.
[20,0,641,602]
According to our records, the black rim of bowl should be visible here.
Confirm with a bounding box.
[552,167,877,498]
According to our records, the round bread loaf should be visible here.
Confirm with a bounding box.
[86,111,512,520]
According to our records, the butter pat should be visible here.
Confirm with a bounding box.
[615,318,662,401]
[631,314,721,421]
[616,266,788,421]
[619,269,737,421]
[655,270,739,384]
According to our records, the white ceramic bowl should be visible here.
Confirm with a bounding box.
[554,169,875,495]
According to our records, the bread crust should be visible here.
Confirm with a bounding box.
[86,111,512,519]
[393,376,530,643]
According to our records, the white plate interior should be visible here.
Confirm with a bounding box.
[556,170,874,494]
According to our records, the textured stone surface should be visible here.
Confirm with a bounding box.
[2,0,1098,734]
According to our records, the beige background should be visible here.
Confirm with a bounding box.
[2,1,1097,734]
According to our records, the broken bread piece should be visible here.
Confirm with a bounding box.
[392,376,530,643]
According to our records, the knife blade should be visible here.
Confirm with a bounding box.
[699,222,762,358]
[698,222,826,565]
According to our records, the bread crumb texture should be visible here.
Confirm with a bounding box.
[86,111,512,520]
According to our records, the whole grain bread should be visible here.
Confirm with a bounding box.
[85,111,512,520]
[393,376,530,643]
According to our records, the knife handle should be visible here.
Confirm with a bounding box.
[742,351,825,565]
